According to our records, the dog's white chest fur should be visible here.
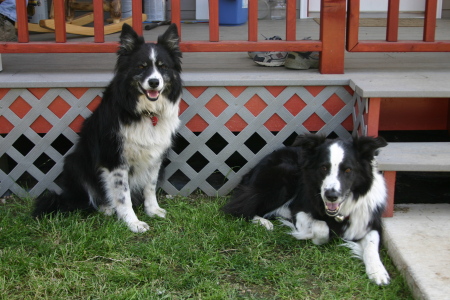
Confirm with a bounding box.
[121,100,180,181]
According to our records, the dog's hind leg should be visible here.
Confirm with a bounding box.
[102,167,150,233]
[346,230,390,285]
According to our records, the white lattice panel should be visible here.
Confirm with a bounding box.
[1,85,356,197]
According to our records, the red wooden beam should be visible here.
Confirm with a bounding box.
[16,0,29,43]
[93,0,105,43]
[171,0,182,40]
[54,0,67,43]
[132,0,143,34]
[382,171,396,218]
[0,40,322,54]
[209,0,219,42]
[424,0,437,42]
[386,0,400,42]
[320,0,346,74]
[350,40,450,52]
[248,0,258,42]
[346,0,359,51]
[366,97,381,137]
[286,0,296,41]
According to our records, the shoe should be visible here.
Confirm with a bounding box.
[248,35,282,59]
[284,51,319,70]
[253,51,288,67]
[0,14,17,42]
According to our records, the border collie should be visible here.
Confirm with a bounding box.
[33,24,182,233]
[222,134,390,285]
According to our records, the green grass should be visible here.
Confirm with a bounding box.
[0,194,413,300]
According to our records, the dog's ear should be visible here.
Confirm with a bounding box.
[158,24,182,71]
[354,136,387,161]
[118,23,144,55]
[292,133,327,150]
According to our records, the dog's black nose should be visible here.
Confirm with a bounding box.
[148,78,160,89]
[324,189,339,202]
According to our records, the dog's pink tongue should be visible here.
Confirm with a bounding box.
[147,90,159,99]
[326,202,339,211]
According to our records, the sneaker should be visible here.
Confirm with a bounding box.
[284,37,319,70]
[248,35,282,59]
[284,51,319,70]
[253,51,288,67]
[0,14,17,42]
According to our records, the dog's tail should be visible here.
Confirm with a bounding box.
[32,190,90,217]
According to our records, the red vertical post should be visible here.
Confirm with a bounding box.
[285,0,296,41]
[423,0,437,42]
[132,0,143,35]
[346,0,359,50]
[248,0,258,42]
[367,97,381,137]
[54,0,67,43]
[320,0,346,74]
[16,0,29,43]
[382,171,397,217]
[171,0,182,40]
[386,0,400,42]
[93,0,105,43]
[209,0,219,42]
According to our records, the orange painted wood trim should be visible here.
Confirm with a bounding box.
[286,0,296,41]
[382,171,396,218]
[54,0,67,43]
[367,97,381,137]
[346,0,359,51]
[93,0,105,43]
[171,0,182,40]
[319,0,346,74]
[349,40,450,52]
[179,40,322,52]
[424,0,437,42]
[0,40,322,53]
[209,0,219,42]
[16,0,29,43]
[248,0,258,42]
[386,0,399,42]
[132,0,143,34]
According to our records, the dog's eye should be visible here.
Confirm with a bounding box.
[321,165,328,172]
[138,63,148,69]
[345,168,352,173]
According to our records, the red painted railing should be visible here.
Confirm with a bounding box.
[1,0,449,73]
[347,0,450,52]
[0,0,346,74]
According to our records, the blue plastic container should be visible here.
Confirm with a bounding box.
[219,0,248,25]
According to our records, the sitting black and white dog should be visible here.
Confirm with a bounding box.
[33,24,182,233]
[222,134,390,285]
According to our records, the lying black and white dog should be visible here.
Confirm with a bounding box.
[222,134,390,285]
[33,24,182,233]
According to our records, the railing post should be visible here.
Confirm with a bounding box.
[319,0,346,74]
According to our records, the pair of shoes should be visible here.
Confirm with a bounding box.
[248,35,282,59]
[285,51,319,70]
[0,14,17,42]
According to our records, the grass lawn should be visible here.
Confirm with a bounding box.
[0,194,413,299]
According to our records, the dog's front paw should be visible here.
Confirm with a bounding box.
[252,216,274,230]
[367,264,390,285]
[146,207,167,218]
[128,220,150,233]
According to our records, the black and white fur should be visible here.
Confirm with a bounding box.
[33,24,182,233]
[222,134,390,285]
